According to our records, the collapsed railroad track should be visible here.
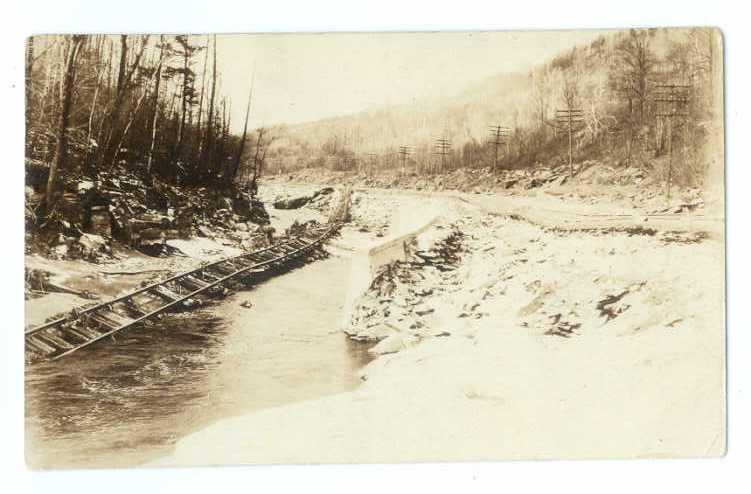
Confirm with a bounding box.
[25,189,352,363]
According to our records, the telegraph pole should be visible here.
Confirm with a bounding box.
[398,145,412,174]
[555,109,584,177]
[365,153,378,176]
[654,84,691,203]
[488,125,510,171]
[433,137,451,173]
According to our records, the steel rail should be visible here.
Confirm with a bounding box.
[48,223,339,360]
[25,224,330,336]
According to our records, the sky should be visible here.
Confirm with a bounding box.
[211,30,610,132]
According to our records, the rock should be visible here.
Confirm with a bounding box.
[87,206,111,236]
[526,178,545,189]
[274,194,312,210]
[312,187,334,198]
[77,181,95,193]
[25,159,50,189]
[368,333,418,356]
[139,227,165,242]
[76,233,110,258]
[197,225,213,238]
[232,193,270,225]
[414,305,435,316]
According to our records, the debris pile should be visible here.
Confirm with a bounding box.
[25,267,98,301]
[269,160,705,213]
[346,226,465,344]
[273,186,334,210]
[25,163,271,261]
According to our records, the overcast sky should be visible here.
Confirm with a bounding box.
[212,30,610,132]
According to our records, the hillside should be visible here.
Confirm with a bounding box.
[263,27,722,191]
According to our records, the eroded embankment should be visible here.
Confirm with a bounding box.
[157,195,724,465]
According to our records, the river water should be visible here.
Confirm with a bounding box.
[25,254,371,469]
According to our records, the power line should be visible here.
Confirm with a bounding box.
[398,145,412,173]
[433,137,451,173]
[653,84,691,202]
[553,109,585,177]
[488,125,511,171]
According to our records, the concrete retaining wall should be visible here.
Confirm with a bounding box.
[341,215,440,330]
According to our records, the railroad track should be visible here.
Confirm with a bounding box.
[25,224,337,362]
[26,188,352,363]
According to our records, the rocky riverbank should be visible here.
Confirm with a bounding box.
[24,179,342,332]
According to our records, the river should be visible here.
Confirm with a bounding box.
[25,253,371,469]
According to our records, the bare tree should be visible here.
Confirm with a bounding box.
[230,67,255,184]
[146,36,166,174]
[531,66,553,132]
[248,127,276,196]
[195,35,210,158]
[101,35,150,169]
[44,35,85,217]
[200,35,218,176]
[614,29,657,124]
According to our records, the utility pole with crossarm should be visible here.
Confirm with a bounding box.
[433,137,451,173]
[653,84,691,203]
[398,145,412,174]
[554,108,585,177]
[488,125,511,171]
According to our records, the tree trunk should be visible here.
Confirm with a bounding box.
[176,41,189,163]
[102,35,149,169]
[84,66,104,175]
[44,35,85,218]
[116,34,128,95]
[231,69,254,184]
[147,36,165,174]
[201,35,217,177]
[195,35,209,158]
[217,99,227,177]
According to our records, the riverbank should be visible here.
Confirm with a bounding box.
[155,188,724,465]
[23,183,340,331]
[267,162,721,217]
[25,184,390,469]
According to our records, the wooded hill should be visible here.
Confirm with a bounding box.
[265,28,722,189]
[25,27,722,224]
[25,34,269,223]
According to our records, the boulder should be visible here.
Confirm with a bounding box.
[274,194,312,210]
[77,233,110,257]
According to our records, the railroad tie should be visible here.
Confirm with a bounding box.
[26,336,56,355]
[64,326,95,343]
[36,331,74,351]
[210,263,236,276]
[199,270,223,282]
[179,275,209,291]
[90,312,127,332]
[25,223,343,362]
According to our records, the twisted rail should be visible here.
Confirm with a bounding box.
[25,189,351,363]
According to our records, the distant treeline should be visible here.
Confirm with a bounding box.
[26,34,268,218]
[265,28,721,187]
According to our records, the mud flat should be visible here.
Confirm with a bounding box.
[156,190,724,466]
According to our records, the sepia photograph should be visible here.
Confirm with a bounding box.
[22,27,725,470]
